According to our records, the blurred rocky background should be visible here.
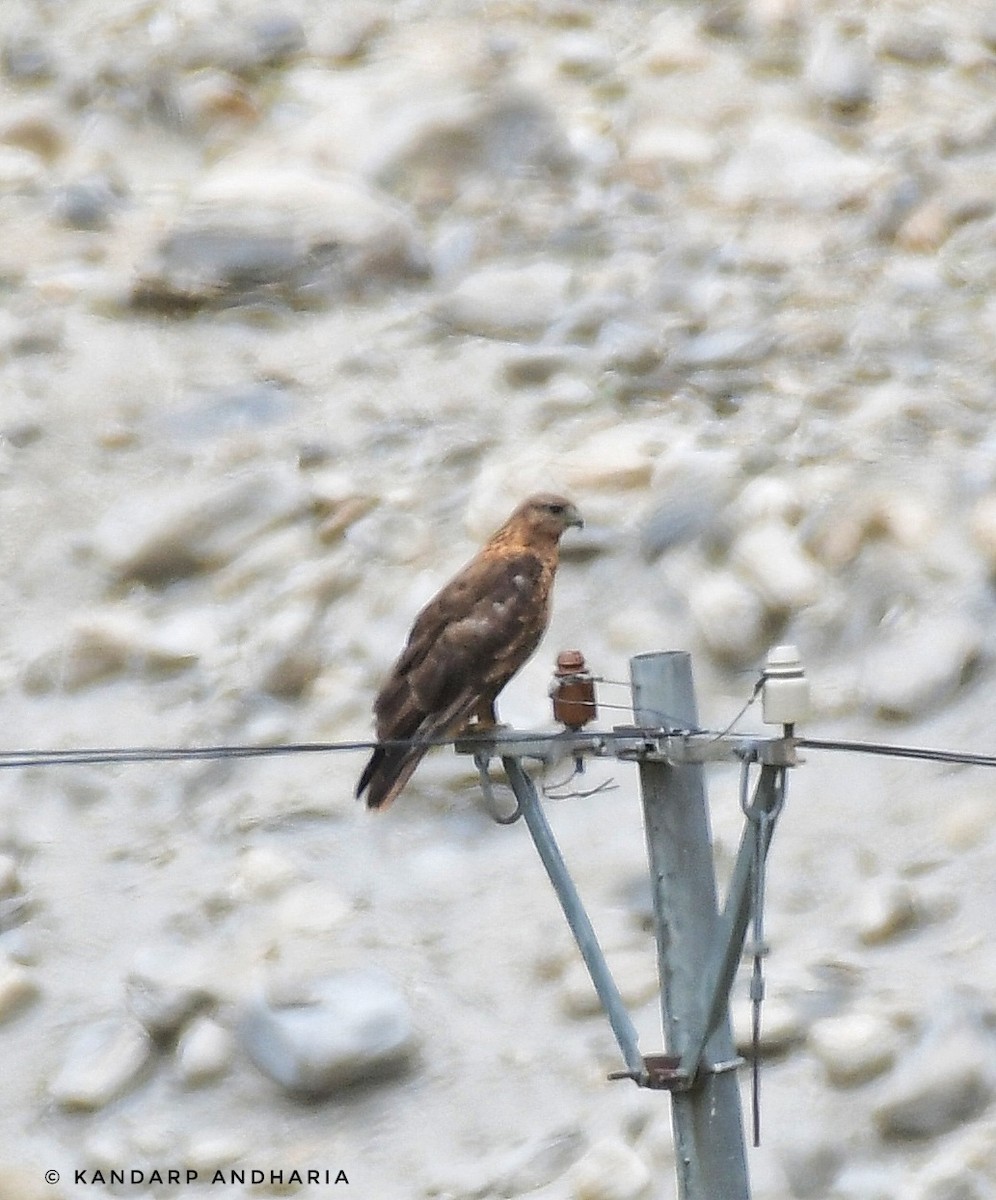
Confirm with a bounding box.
[1,0,996,1197]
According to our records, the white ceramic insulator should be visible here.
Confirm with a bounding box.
[762,644,810,725]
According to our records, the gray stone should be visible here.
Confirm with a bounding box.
[873,995,996,1140]
[239,970,418,1096]
[50,1017,155,1110]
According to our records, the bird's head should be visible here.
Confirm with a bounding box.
[514,493,584,540]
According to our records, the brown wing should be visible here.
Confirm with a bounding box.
[356,549,552,809]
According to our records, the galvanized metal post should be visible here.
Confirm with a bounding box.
[630,651,751,1200]
[501,756,646,1082]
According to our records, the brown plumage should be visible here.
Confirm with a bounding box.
[356,493,583,810]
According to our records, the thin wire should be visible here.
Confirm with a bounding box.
[797,737,996,769]
[0,724,686,772]
[2,718,994,774]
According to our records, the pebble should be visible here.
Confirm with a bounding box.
[366,90,573,194]
[239,970,418,1096]
[559,949,659,1018]
[29,607,210,691]
[430,1127,588,1198]
[731,520,825,613]
[687,570,768,667]
[673,328,770,371]
[779,1136,845,1199]
[50,1017,155,1110]
[878,23,947,65]
[126,946,213,1039]
[805,21,875,115]
[51,175,122,230]
[255,603,324,699]
[715,116,878,210]
[732,995,806,1056]
[176,1016,234,1086]
[873,994,996,1140]
[435,262,573,341]
[90,466,309,585]
[271,882,353,940]
[132,168,429,310]
[0,145,46,191]
[854,879,918,946]
[0,956,38,1023]
[559,426,657,491]
[567,1137,651,1200]
[228,846,299,902]
[858,615,981,720]
[808,1012,899,1086]
[0,854,20,898]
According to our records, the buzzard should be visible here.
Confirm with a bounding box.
[356,493,583,809]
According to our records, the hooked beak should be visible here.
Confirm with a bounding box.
[565,503,584,530]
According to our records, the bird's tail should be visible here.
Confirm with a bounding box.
[355,744,429,811]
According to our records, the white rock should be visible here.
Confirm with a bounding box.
[133,167,428,307]
[716,116,879,211]
[176,1016,234,1086]
[732,995,805,1056]
[555,33,615,78]
[808,1012,899,1086]
[0,957,38,1023]
[239,970,418,1096]
[91,467,309,585]
[568,1138,651,1200]
[0,855,19,898]
[559,426,657,491]
[182,1133,246,1175]
[873,994,996,1140]
[858,615,981,719]
[805,20,875,113]
[559,950,658,1018]
[0,145,45,190]
[854,879,918,946]
[272,882,353,939]
[229,847,299,902]
[731,520,825,613]
[688,570,768,666]
[126,945,214,1038]
[969,494,996,570]
[436,262,573,341]
[50,1017,154,1110]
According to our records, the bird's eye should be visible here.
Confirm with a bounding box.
[546,503,565,514]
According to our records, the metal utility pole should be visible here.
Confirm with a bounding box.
[630,651,751,1200]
